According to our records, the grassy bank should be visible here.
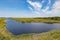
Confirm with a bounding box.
[0,18,6,28]
[0,29,60,40]
[10,17,60,23]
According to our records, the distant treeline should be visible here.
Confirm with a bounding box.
[34,17,60,20]
[9,17,60,23]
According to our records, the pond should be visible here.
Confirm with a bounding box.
[6,20,60,35]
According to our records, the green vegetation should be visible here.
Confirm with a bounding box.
[10,17,60,23]
[0,29,60,40]
[0,18,6,28]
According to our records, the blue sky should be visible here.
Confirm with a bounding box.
[0,0,60,17]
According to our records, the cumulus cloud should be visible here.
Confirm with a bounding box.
[27,0,60,17]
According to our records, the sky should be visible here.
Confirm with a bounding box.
[0,0,60,17]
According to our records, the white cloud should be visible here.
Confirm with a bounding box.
[28,7,33,11]
[27,0,41,8]
[27,0,60,17]
[45,0,60,16]
[27,0,42,11]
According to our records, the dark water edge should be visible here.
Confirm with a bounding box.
[6,20,60,35]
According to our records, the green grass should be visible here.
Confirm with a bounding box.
[0,18,6,28]
[10,17,60,23]
[0,29,60,40]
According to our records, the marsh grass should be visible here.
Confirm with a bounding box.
[10,17,60,23]
[0,29,60,40]
[0,18,6,28]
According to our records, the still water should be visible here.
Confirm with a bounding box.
[6,20,60,35]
